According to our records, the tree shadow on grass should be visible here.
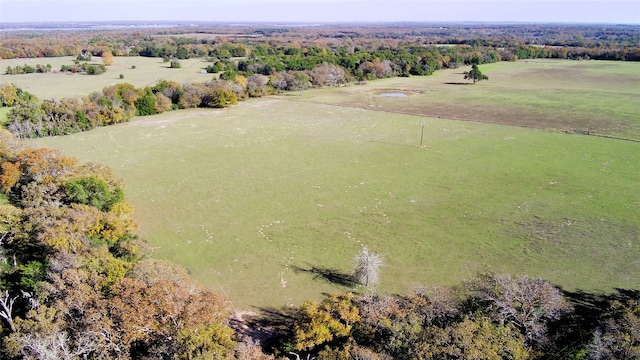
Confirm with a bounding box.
[563,288,640,328]
[232,306,299,351]
[443,82,473,85]
[543,288,640,357]
[291,264,357,287]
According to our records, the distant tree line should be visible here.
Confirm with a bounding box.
[0,24,638,62]
[59,62,107,75]
[0,55,354,138]
[0,79,242,139]
[5,64,51,75]
[1,25,637,139]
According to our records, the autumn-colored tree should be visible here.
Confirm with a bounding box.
[178,84,206,108]
[310,62,348,87]
[177,323,236,359]
[246,74,270,97]
[355,293,430,358]
[128,258,192,286]
[0,161,21,193]
[293,293,360,353]
[0,83,19,107]
[235,339,276,360]
[357,60,394,80]
[201,88,238,108]
[101,49,114,66]
[110,278,234,358]
[30,204,98,252]
[153,80,182,104]
[0,129,20,161]
[416,317,530,360]
[2,148,76,193]
[154,92,173,113]
[406,284,462,328]
[0,204,23,250]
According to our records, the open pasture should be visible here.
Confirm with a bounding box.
[28,60,640,310]
[299,60,640,140]
[0,56,214,100]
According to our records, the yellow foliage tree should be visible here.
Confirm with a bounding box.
[0,83,19,107]
[416,317,530,360]
[101,49,114,66]
[293,293,360,352]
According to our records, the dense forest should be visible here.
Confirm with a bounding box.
[1,23,640,359]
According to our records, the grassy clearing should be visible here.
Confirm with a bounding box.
[0,56,215,100]
[295,60,640,140]
[29,69,640,311]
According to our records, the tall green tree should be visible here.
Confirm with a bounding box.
[464,64,489,84]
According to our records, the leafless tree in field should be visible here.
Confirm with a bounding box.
[353,247,384,288]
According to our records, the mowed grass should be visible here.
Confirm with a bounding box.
[27,60,640,311]
[0,56,215,100]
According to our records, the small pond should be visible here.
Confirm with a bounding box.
[379,93,408,97]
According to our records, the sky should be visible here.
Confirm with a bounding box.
[0,0,639,24]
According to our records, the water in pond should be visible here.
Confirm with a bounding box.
[379,93,407,97]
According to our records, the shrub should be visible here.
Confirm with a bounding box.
[201,88,237,108]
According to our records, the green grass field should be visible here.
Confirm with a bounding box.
[0,56,215,100]
[27,60,640,311]
[300,60,640,140]
[0,107,10,125]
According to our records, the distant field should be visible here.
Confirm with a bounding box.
[300,60,640,140]
[0,56,215,100]
[155,33,263,40]
[27,60,640,311]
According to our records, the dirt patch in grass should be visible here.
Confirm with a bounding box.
[516,215,639,259]
[516,215,577,247]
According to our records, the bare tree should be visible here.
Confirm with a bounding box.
[246,74,270,97]
[467,273,572,346]
[310,63,347,87]
[0,289,17,332]
[18,331,97,360]
[353,247,384,288]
